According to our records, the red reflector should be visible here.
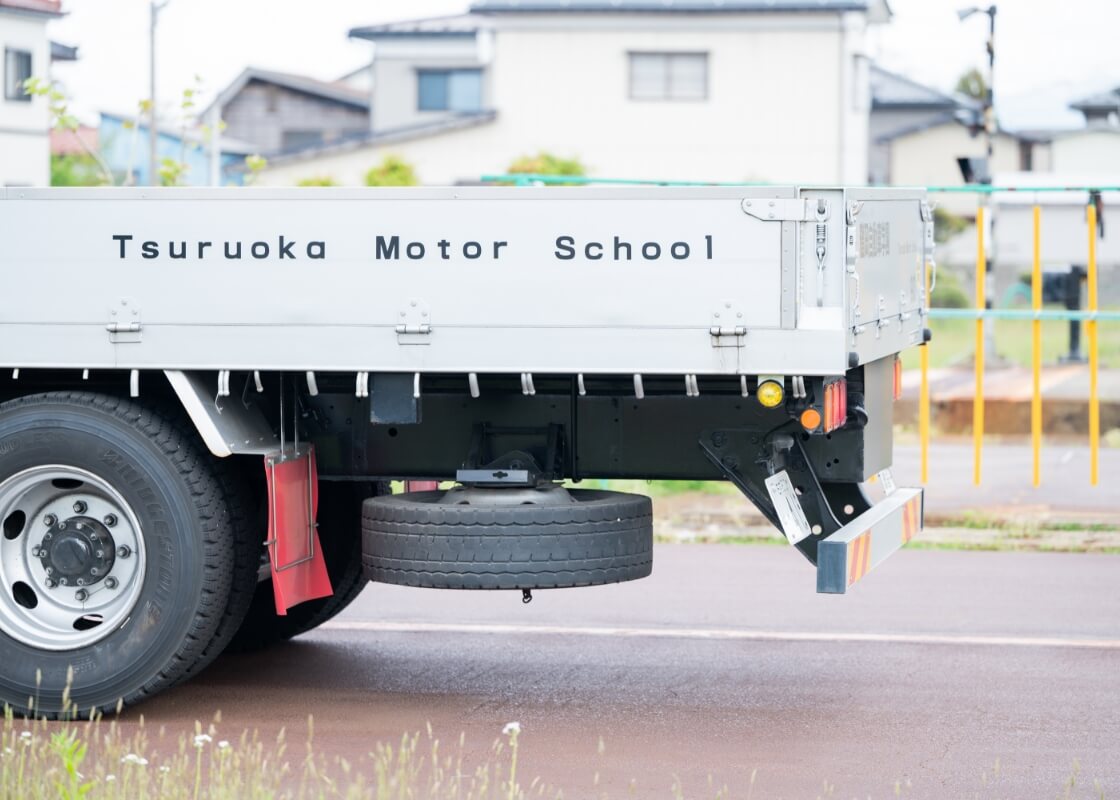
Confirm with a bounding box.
[824,384,833,431]
[839,379,848,427]
[893,357,903,401]
[832,381,841,431]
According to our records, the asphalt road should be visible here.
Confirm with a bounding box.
[135,545,1120,798]
[891,443,1119,520]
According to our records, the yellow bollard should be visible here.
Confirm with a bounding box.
[920,262,931,485]
[973,207,985,486]
[1087,204,1100,486]
[1031,205,1042,487]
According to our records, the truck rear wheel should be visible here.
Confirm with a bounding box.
[225,481,379,652]
[361,487,653,589]
[0,393,235,716]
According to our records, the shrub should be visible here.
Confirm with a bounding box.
[933,207,969,244]
[930,268,972,308]
[296,176,339,187]
[365,155,418,187]
[507,152,586,181]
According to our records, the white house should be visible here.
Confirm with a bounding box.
[257,0,890,187]
[0,0,63,187]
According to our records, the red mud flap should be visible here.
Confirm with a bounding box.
[816,488,923,594]
[263,446,333,614]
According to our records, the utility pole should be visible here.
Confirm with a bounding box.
[148,0,170,186]
[959,5,998,359]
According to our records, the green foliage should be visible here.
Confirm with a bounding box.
[50,155,104,187]
[364,155,418,187]
[933,207,968,244]
[507,152,586,179]
[930,268,971,309]
[24,77,111,185]
[296,175,339,187]
[955,67,988,101]
[49,729,92,800]
[243,154,268,186]
[158,156,188,187]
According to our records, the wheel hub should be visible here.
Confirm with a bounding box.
[39,517,116,587]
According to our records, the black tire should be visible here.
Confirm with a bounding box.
[184,459,262,677]
[361,489,653,589]
[225,481,379,652]
[0,393,234,717]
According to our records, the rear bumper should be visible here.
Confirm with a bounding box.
[816,488,923,594]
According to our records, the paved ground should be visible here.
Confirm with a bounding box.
[897,365,1120,435]
[893,442,1116,521]
[133,545,1120,798]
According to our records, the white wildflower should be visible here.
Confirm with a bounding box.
[106,775,116,783]
[159,765,170,774]
[217,740,230,750]
[120,753,149,767]
[3,747,12,757]
[19,731,31,740]
[502,722,521,736]
[193,733,212,748]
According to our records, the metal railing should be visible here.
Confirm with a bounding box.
[923,192,1106,489]
[483,175,1110,487]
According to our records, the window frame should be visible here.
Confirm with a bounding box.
[415,68,483,113]
[627,51,709,103]
[4,48,33,103]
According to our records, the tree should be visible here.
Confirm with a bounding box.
[50,154,103,187]
[365,156,418,186]
[955,68,988,101]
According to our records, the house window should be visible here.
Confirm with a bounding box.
[417,69,482,112]
[629,53,708,101]
[4,49,32,102]
[281,130,324,152]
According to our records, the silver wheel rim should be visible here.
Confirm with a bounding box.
[0,466,146,650]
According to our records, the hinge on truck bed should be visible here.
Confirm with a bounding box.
[396,299,432,345]
[710,301,746,347]
[740,197,809,222]
[106,299,141,343]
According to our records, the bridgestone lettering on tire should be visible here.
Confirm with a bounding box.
[361,489,653,590]
[0,393,235,717]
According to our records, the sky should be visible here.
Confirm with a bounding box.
[46,0,1120,131]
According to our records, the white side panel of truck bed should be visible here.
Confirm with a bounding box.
[0,187,922,376]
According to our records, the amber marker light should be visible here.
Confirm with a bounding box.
[757,380,784,408]
[800,408,821,431]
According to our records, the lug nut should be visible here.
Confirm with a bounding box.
[43,514,57,527]
[45,567,54,575]
[75,589,88,602]
[117,545,131,559]
[45,578,57,589]
[58,522,67,530]
[31,545,42,558]
[103,514,117,528]
[105,577,118,590]
[73,501,87,514]
[76,578,85,587]
[89,567,99,577]
[95,550,104,559]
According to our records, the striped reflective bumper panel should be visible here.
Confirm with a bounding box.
[816,487,924,594]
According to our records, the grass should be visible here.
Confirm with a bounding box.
[1,705,541,800]
[900,316,1120,370]
[930,512,1119,533]
[1,707,1109,799]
